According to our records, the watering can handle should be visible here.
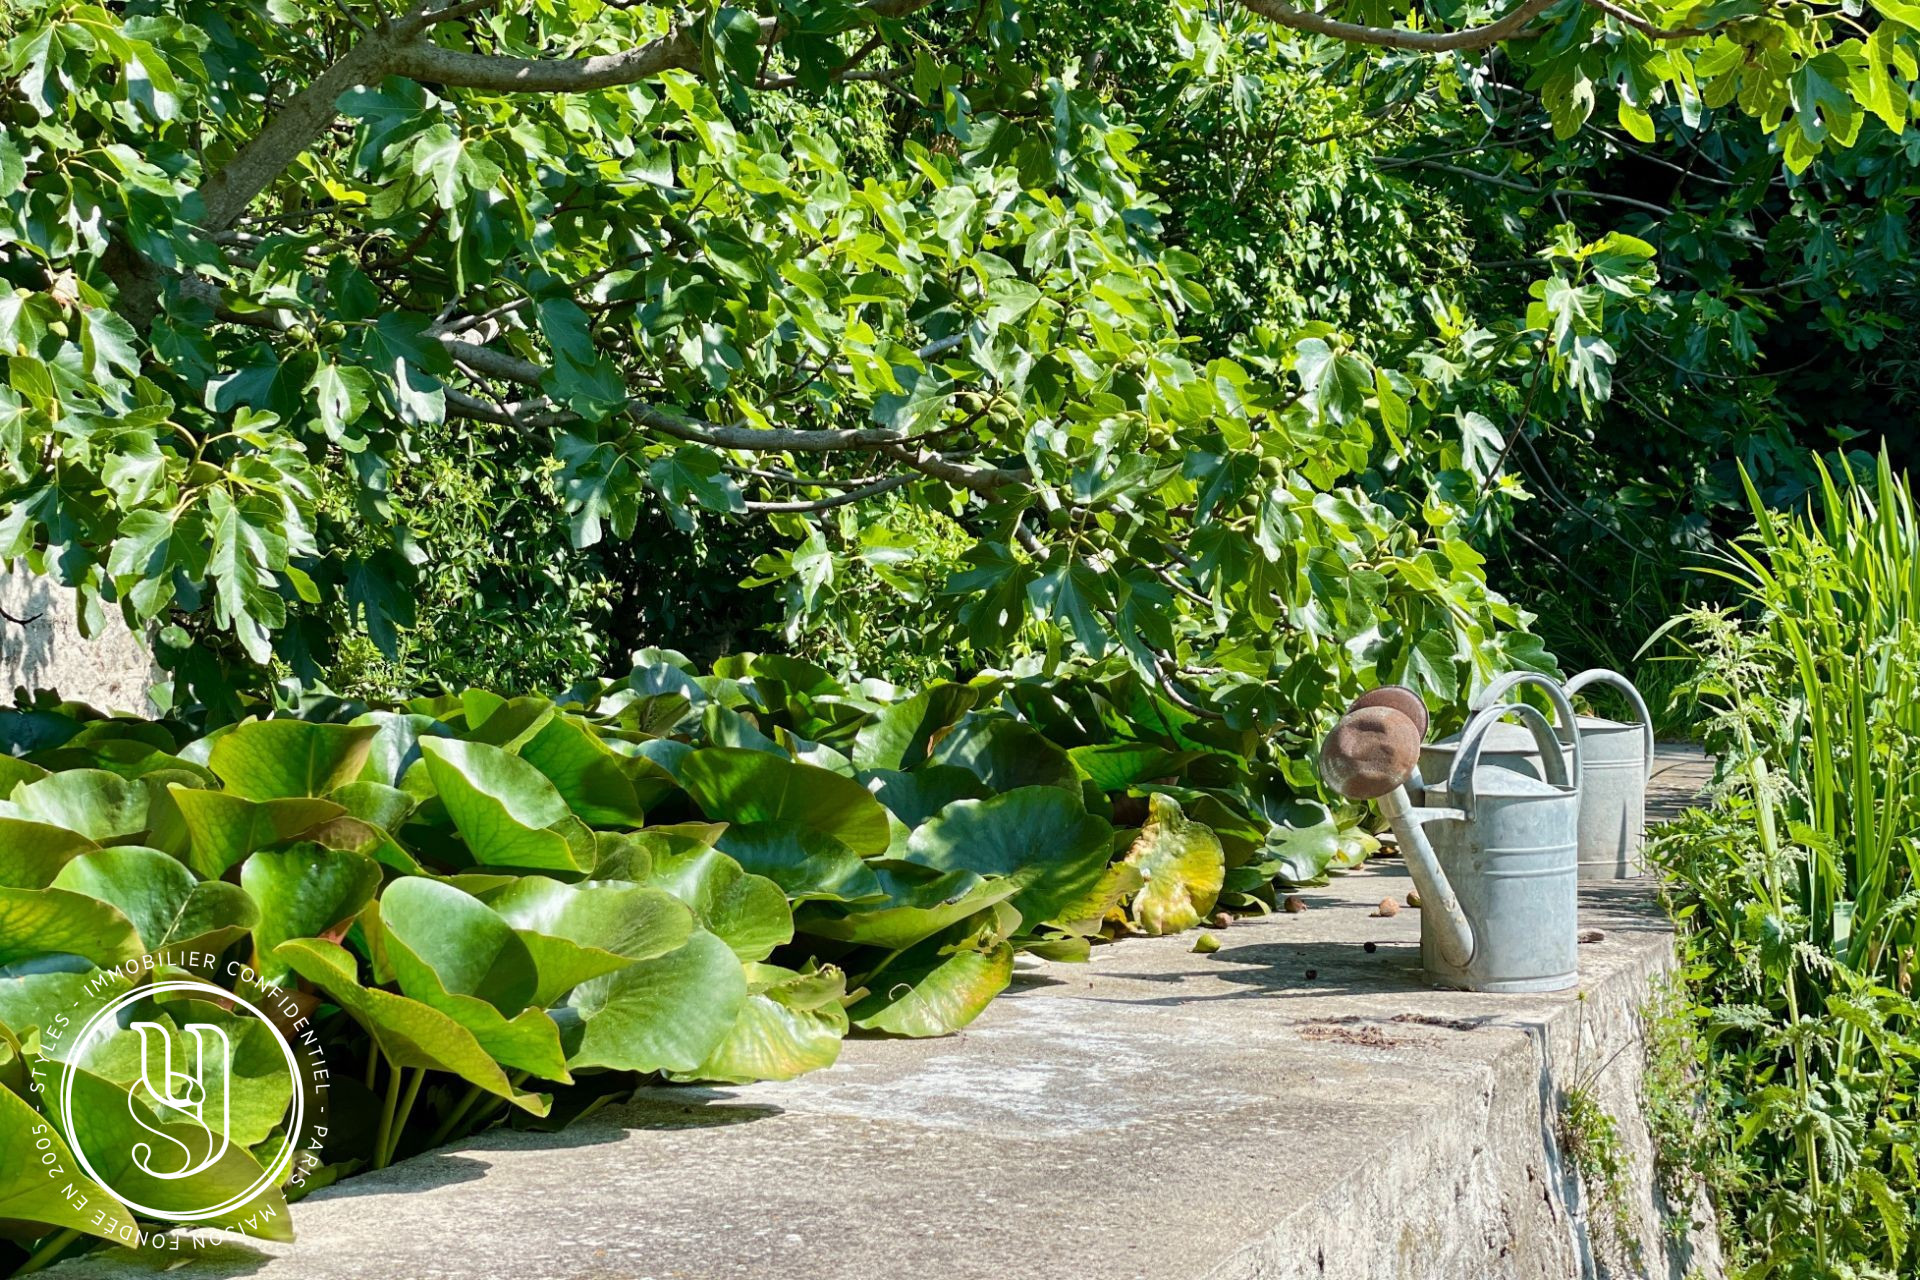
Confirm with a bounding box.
[1473,670,1583,789]
[1564,668,1655,782]
[1448,701,1571,817]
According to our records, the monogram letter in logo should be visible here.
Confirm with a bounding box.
[127,1021,232,1179]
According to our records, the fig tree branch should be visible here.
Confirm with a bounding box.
[1580,0,1711,39]
[193,0,939,236]
[743,474,916,512]
[1232,0,1559,51]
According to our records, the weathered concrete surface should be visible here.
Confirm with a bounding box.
[50,750,1720,1280]
[0,563,153,712]
[1646,743,1711,822]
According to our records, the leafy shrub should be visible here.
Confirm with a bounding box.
[0,651,1369,1273]
[1651,450,1920,1278]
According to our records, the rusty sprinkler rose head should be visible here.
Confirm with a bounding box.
[1347,684,1430,740]
[1319,706,1424,800]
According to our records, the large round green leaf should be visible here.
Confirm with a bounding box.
[905,787,1114,932]
[0,1075,132,1244]
[328,781,417,832]
[52,846,258,955]
[379,878,536,1014]
[208,720,378,800]
[61,720,178,755]
[485,877,695,1006]
[927,714,1079,794]
[715,821,883,903]
[418,738,595,873]
[0,755,48,793]
[67,999,295,1147]
[240,844,382,981]
[641,846,792,963]
[682,963,848,1084]
[0,819,97,888]
[43,1064,292,1238]
[0,887,143,967]
[860,765,990,828]
[849,940,1012,1037]
[4,769,149,841]
[349,711,448,787]
[0,963,99,1049]
[378,879,567,1081]
[796,868,1023,951]
[851,683,981,771]
[519,713,646,827]
[1069,743,1201,792]
[1121,793,1224,935]
[275,938,548,1115]
[1256,800,1344,886]
[679,747,891,855]
[565,929,747,1073]
[459,694,557,750]
[170,788,348,881]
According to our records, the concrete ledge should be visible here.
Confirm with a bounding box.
[51,751,1719,1280]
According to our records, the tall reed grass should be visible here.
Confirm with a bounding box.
[1651,449,1920,1278]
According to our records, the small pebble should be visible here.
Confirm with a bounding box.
[1211,911,1232,929]
[1406,889,1423,908]
[1193,932,1222,954]
[1363,940,1378,953]
[1304,968,1318,980]
[1373,897,1399,918]
[1283,895,1306,914]
[1579,929,1606,944]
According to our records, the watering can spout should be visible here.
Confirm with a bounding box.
[1376,786,1475,969]
[1317,703,1475,970]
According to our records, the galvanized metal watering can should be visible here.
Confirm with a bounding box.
[1561,669,1655,878]
[1417,669,1654,879]
[1321,696,1582,993]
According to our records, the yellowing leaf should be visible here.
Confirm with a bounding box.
[1121,793,1224,936]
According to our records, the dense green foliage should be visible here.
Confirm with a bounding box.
[1653,453,1920,1278]
[5,0,1918,720]
[0,649,1388,1272]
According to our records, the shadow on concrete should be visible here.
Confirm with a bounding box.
[0,561,154,711]
[0,567,58,696]
[323,1091,785,1202]
[1006,968,1072,992]
[1576,883,1677,937]
[609,1087,785,1130]
[1051,938,1451,1009]
[315,1152,492,1200]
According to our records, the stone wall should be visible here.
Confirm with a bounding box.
[0,562,155,713]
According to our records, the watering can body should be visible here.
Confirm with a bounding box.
[1414,701,1582,992]
[1562,670,1655,879]
[1417,669,1654,879]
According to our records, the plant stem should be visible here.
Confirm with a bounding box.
[372,1051,401,1170]
[456,1072,530,1142]
[428,1082,485,1149]
[383,1068,426,1167]
[16,1228,81,1275]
